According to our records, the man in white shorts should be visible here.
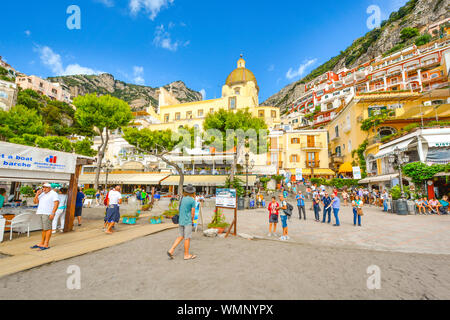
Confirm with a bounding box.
[31,183,59,250]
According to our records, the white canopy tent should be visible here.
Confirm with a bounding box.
[0,142,94,232]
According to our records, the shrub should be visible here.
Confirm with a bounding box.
[84,188,97,198]
[20,185,34,197]
[415,33,432,46]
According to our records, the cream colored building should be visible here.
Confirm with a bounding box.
[0,79,17,111]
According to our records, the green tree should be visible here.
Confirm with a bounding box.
[400,27,419,42]
[203,109,268,181]
[73,138,97,157]
[0,105,44,140]
[123,127,193,197]
[34,136,73,153]
[74,94,133,189]
[415,33,432,46]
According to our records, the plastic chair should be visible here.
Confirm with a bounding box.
[9,212,33,240]
[0,218,5,243]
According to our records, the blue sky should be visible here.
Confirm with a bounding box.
[0,0,408,102]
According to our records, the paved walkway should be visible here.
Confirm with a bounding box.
[201,200,450,255]
[0,219,177,278]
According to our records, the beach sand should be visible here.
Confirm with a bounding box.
[1,227,449,300]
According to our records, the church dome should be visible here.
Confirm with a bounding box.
[225,56,259,92]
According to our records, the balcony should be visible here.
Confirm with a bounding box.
[300,142,323,150]
[331,154,344,163]
[305,160,320,168]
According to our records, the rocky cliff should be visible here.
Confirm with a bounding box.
[262,0,449,113]
[47,73,203,111]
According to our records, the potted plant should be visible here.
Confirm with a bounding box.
[122,212,140,225]
[207,208,230,234]
[150,215,163,225]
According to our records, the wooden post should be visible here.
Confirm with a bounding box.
[64,164,82,233]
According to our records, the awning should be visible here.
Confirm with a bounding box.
[374,138,414,159]
[160,175,257,187]
[338,162,353,173]
[302,168,335,176]
[426,148,450,164]
[78,173,169,185]
[358,173,399,184]
[422,135,450,148]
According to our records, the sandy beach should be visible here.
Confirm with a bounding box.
[1,224,449,300]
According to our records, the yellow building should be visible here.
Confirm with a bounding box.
[141,57,281,132]
[326,90,450,175]
[268,129,333,179]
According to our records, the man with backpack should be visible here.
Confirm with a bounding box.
[278,194,292,241]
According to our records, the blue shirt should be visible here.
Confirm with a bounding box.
[76,192,85,208]
[0,194,4,208]
[331,197,340,209]
[283,191,288,198]
[439,200,449,207]
[296,194,305,206]
[322,196,331,207]
[179,196,195,226]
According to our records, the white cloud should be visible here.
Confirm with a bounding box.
[133,66,145,85]
[25,30,31,37]
[95,0,114,7]
[199,89,206,100]
[129,0,174,20]
[153,24,189,52]
[35,46,103,76]
[286,59,317,80]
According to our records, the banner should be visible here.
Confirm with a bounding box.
[0,142,77,174]
[352,166,362,180]
[216,188,237,209]
[295,168,302,181]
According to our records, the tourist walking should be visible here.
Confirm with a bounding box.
[268,196,280,237]
[31,183,60,250]
[352,195,363,227]
[278,194,289,241]
[52,187,68,233]
[306,186,311,200]
[321,192,332,224]
[312,194,321,221]
[342,189,349,206]
[105,186,122,234]
[95,190,101,206]
[381,189,389,212]
[75,187,85,227]
[167,184,197,260]
[295,190,306,220]
[327,193,340,226]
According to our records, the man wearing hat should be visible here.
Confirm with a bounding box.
[167,184,197,260]
[31,183,60,250]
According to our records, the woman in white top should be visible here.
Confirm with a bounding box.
[52,187,68,233]
[342,190,349,206]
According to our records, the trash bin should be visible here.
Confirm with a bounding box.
[238,197,245,210]
[396,199,408,215]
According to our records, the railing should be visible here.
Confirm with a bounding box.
[305,161,320,168]
[300,142,323,149]
[330,155,344,163]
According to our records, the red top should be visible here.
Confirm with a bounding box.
[268,202,280,215]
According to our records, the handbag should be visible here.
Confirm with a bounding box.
[172,196,183,225]
[357,208,364,216]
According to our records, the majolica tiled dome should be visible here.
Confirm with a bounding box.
[225,57,259,92]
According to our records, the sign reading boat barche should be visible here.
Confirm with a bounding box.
[0,142,76,174]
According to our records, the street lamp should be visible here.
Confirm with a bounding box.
[389,147,410,214]
[240,152,255,208]
[101,159,114,191]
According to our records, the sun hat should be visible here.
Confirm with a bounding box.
[183,184,196,194]
[43,183,52,188]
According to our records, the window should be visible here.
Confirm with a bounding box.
[348,140,352,152]
[334,125,339,138]
[175,112,181,120]
[39,82,44,88]
[335,146,341,156]
[307,135,315,147]
[270,153,278,165]
[235,88,240,95]
[27,78,31,83]
[229,97,236,110]
[271,110,277,118]
[291,138,300,144]
[258,110,265,118]
[378,126,396,138]
[290,154,299,163]
[164,114,170,123]
[198,109,204,117]
[186,111,192,119]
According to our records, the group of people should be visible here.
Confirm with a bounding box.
[415,195,449,215]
